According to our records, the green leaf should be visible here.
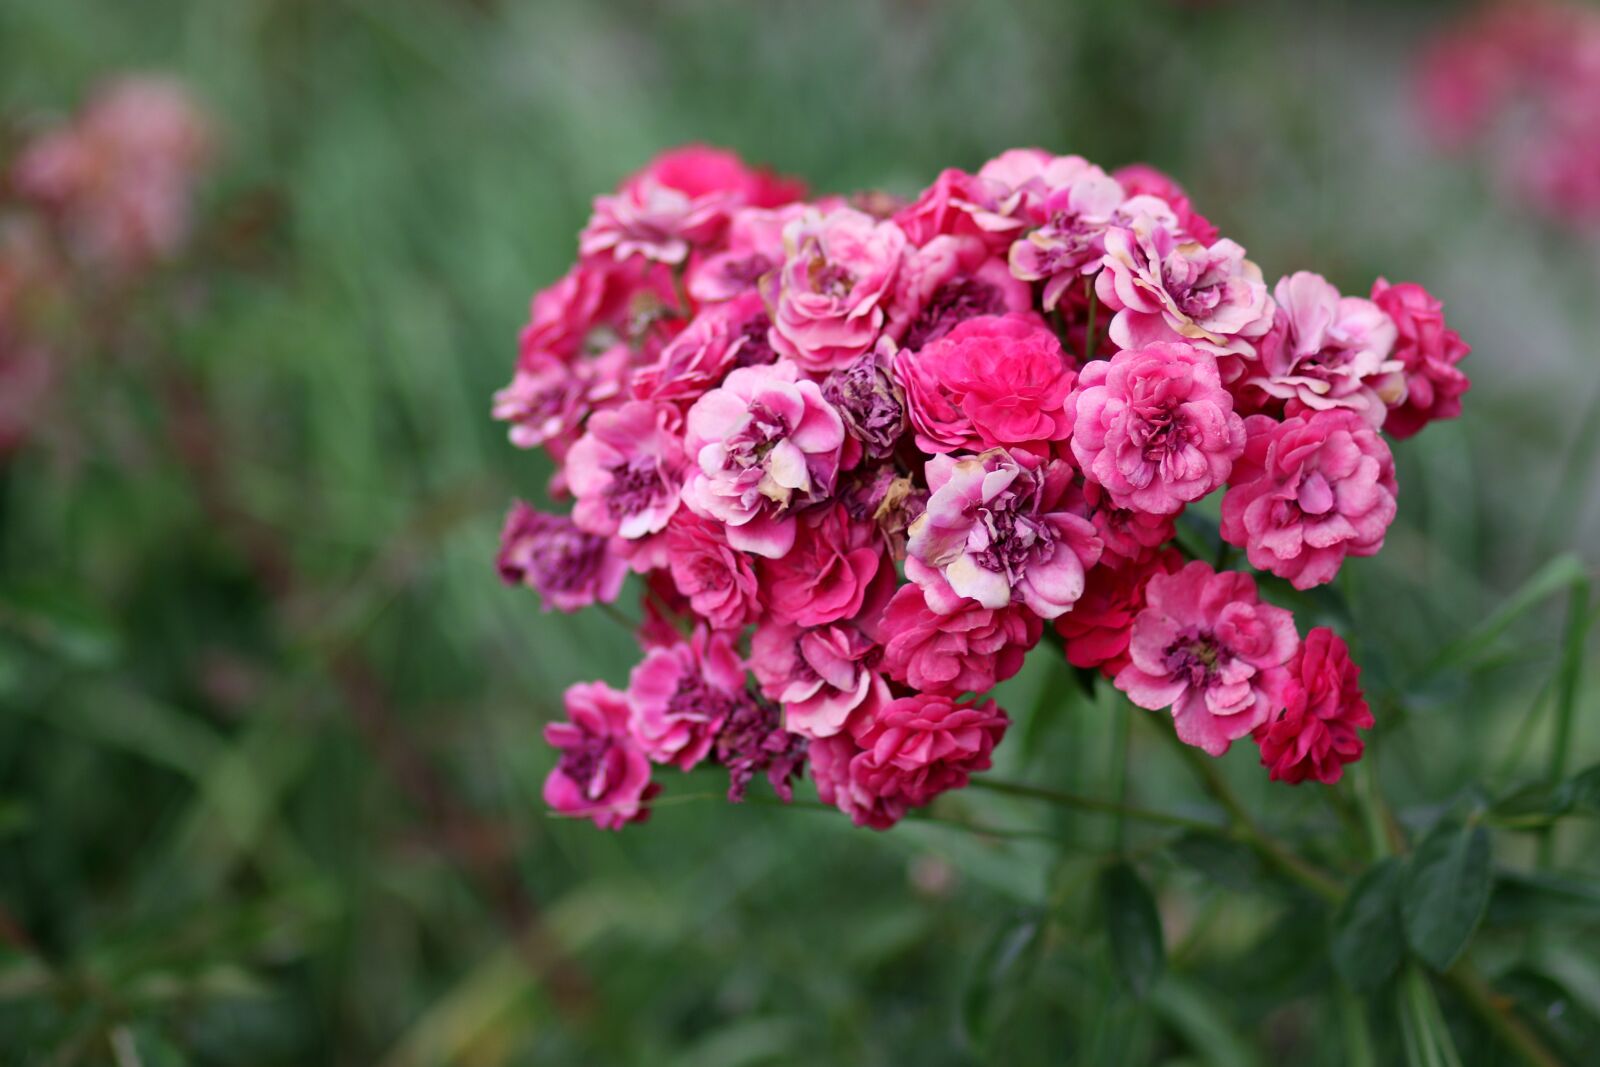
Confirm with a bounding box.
[0,579,121,667]
[1420,554,1588,679]
[1170,833,1266,892]
[961,910,1045,1048]
[1100,862,1165,998]
[1488,870,1600,926]
[1401,820,1492,971]
[1331,858,1405,992]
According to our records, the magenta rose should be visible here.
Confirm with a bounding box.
[757,503,889,627]
[664,512,762,631]
[907,449,1102,619]
[895,313,1077,455]
[808,733,906,830]
[1063,477,1176,568]
[890,234,1033,350]
[544,681,658,831]
[565,399,686,541]
[1221,411,1398,590]
[767,206,907,372]
[850,694,1010,812]
[497,501,627,614]
[1369,278,1471,440]
[879,577,1042,695]
[627,627,748,770]
[892,167,1023,252]
[632,291,774,413]
[1245,272,1401,425]
[713,694,808,803]
[682,360,845,558]
[1069,341,1246,515]
[750,618,889,740]
[1254,627,1373,785]
[1115,562,1298,756]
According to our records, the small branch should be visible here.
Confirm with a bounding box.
[1444,964,1566,1067]
[969,776,1227,836]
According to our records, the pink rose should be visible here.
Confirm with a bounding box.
[907,448,1102,619]
[688,203,807,303]
[822,338,908,461]
[1063,477,1176,569]
[1254,627,1372,784]
[834,694,1010,827]
[895,314,1077,454]
[1069,342,1246,515]
[1221,411,1397,590]
[544,681,658,830]
[892,167,1024,252]
[1111,163,1219,245]
[750,618,889,740]
[879,577,1042,695]
[808,733,906,830]
[1097,220,1272,359]
[664,512,762,631]
[565,400,686,540]
[1054,549,1182,677]
[682,360,845,558]
[891,234,1033,350]
[497,502,628,613]
[1369,278,1471,439]
[627,627,748,770]
[1115,562,1298,757]
[1007,161,1126,309]
[714,694,808,803]
[767,207,907,372]
[758,503,889,628]
[1245,272,1401,425]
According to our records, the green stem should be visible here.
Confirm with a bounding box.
[1109,707,1131,853]
[1443,964,1566,1067]
[968,777,1224,836]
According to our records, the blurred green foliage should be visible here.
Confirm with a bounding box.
[0,0,1597,1064]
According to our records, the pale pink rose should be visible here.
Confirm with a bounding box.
[544,681,658,830]
[1220,411,1397,590]
[664,512,762,631]
[1068,342,1246,515]
[890,235,1033,350]
[879,577,1042,695]
[714,694,808,802]
[631,291,774,413]
[757,503,889,628]
[1369,279,1471,439]
[682,360,845,558]
[580,144,805,266]
[627,627,748,770]
[497,502,628,613]
[767,207,907,372]
[565,400,686,540]
[688,203,807,303]
[1054,549,1183,677]
[975,149,1111,225]
[907,449,1102,619]
[1254,627,1372,785]
[894,314,1076,455]
[1097,220,1272,359]
[750,618,889,740]
[1111,163,1219,245]
[1245,272,1401,425]
[1007,162,1127,309]
[1115,562,1298,757]
[12,76,212,274]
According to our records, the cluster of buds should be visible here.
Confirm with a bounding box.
[496,144,1470,830]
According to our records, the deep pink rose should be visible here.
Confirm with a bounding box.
[497,502,628,613]
[688,203,809,303]
[767,207,907,372]
[758,503,889,628]
[850,694,1009,813]
[907,449,1102,619]
[664,512,762,631]
[682,360,845,558]
[1069,342,1246,515]
[750,618,889,740]
[1369,278,1471,439]
[895,314,1077,455]
[890,234,1033,350]
[544,681,658,830]
[1062,477,1176,569]
[892,167,1023,252]
[1115,562,1298,756]
[631,291,774,413]
[1254,627,1373,785]
[1222,411,1397,590]
[808,733,906,830]
[1054,549,1182,677]
[565,400,686,540]
[879,577,1042,695]
[1097,219,1272,359]
[1245,272,1401,425]
[627,627,748,770]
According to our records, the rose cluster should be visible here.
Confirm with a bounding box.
[497,145,1468,830]
[1418,0,1600,225]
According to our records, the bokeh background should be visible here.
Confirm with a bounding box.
[2,0,1598,1064]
